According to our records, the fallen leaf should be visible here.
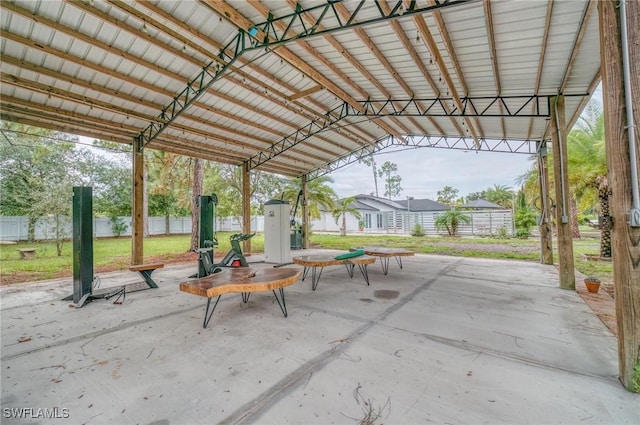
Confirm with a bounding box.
[18,336,31,343]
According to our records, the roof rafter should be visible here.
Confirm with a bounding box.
[411,11,481,145]
[137,0,474,146]
[527,0,553,140]
[425,0,486,140]
[483,0,506,139]
[135,0,367,145]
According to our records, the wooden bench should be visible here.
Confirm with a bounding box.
[179,267,301,328]
[350,246,415,275]
[17,248,37,259]
[128,263,164,288]
[292,254,376,291]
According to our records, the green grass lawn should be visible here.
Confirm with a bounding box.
[0,232,611,286]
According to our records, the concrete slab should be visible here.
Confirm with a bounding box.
[1,252,637,424]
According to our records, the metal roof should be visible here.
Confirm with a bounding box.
[0,0,600,178]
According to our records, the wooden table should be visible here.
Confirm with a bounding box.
[292,254,376,291]
[179,267,301,328]
[350,247,415,275]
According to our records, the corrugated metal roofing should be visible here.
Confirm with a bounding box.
[0,0,600,177]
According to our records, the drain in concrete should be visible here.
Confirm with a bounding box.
[373,289,399,299]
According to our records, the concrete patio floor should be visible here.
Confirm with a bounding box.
[1,251,637,425]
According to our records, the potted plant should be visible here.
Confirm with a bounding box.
[584,277,601,293]
[358,219,365,232]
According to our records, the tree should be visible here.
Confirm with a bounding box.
[377,161,402,199]
[514,189,537,238]
[484,184,515,208]
[146,150,192,235]
[360,154,379,197]
[208,164,285,221]
[434,210,471,237]
[331,197,361,236]
[436,186,459,205]
[282,176,337,222]
[0,123,123,253]
[466,190,487,202]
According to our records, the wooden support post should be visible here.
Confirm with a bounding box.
[242,161,251,255]
[549,95,575,289]
[132,138,144,265]
[301,175,309,249]
[599,0,640,391]
[538,143,554,265]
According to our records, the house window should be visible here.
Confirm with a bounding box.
[376,214,383,228]
[364,213,372,228]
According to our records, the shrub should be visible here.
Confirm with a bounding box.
[495,226,509,239]
[109,216,128,237]
[411,223,425,237]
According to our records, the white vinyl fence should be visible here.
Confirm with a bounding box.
[0,216,266,241]
[1,209,512,241]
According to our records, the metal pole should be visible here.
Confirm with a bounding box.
[620,0,640,226]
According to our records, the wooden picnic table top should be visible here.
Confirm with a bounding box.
[350,246,415,257]
[179,267,301,298]
[292,254,376,267]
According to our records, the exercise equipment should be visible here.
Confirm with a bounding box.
[69,186,94,306]
[196,233,255,277]
[196,194,218,277]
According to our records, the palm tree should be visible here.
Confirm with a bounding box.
[484,184,515,208]
[567,102,608,254]
[331,197,361,236]
[282,176,337,222]
[434,210,471,237]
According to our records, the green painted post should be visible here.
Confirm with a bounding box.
[198,194,217,277]
[72,186,93,303]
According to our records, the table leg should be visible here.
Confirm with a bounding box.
[203,295,222,328]
[380,257,390,275]
[272,287,288,317]
[345,263,355,278]
[241,292,251,303]
[357,264,370,286]
[311,266,324,291]
[395,256,404,269]
[302,266,310,281]
[138,270,159,288]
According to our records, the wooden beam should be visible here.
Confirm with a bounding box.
[425,0,486,141]
[560,0,596,93]
[483,0,506,139]
[549,95,575,290]
[598,0,640,391]
[242,162,251,255]
[527,0,554,140]
[411,14,481,143]
[287,85,323,101]
[206,0,406,144]
[57,1,352,159]
[132,140,144,265]
[537,148,554,265]
[301,174,309,249]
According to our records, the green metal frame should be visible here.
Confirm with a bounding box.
[72,186,93,304]
[135,0,474,147]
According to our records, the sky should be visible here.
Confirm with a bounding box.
[327,146,534,200]
[327,85,603,201]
